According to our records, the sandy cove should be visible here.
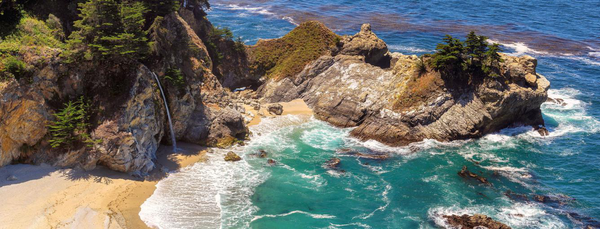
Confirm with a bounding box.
[0,99,312,229]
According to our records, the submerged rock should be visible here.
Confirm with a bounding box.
[336,148,389,160]
[267,103,284,115]
[458,165,490,185]
[325,157,341,169]
[259,150,268,158]
[224,152,242,162]
[443,214,511,229]
[6,175,17,181]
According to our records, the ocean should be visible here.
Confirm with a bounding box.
[139,1,600,228]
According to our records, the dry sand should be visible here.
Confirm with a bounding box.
[0,99,313,229]
[244,99,313,126]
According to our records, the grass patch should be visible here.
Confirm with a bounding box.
[0,13,64,80]
[393,71,444,111]
[248,21,340,81]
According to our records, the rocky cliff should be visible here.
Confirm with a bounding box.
[0,8,249,174]
[256,22,549,146]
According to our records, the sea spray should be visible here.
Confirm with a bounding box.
[150,71,177,152]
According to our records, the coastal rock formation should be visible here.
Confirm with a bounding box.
[0,9,249,173]
[256,22,550,146]
[150,10,248,148]
[443,214,511,229]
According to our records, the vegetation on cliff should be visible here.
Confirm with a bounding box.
[48,97,98,149]
[248,21,340,80]
[429,31,503,79]
[0,14,64,80]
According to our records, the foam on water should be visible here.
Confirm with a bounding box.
[429,202,566,229]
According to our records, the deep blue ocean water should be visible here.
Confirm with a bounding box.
[140,1,600,228]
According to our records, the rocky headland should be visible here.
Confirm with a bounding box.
[0,1,552,228]
[1,11,549,175]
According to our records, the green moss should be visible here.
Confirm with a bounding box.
[248,21,340,81]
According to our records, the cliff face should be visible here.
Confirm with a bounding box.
[257,23,549,146]
[0,8,249,173]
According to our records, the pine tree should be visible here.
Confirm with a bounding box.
[67,0,150,62]
[48,97,94,149]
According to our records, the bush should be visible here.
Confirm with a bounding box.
[2,56,27,79]
[234,36,245,53]
[163,67,185,90]
[48,97,98,148]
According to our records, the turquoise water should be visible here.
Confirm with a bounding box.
[140,1,600,228]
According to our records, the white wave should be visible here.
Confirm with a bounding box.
[429,203,566,229]
[489,39,600,65]
[488,39,548,56]
[140,115,318,229]
[543,88,600,136]
[328,222,372,229]
[353,184,392,220]
[282,16,299,26]
[387,44,434,53]
[251,210,336,222]
[139,149,268,229]
[300,124,348,151]
[217,4,275,16]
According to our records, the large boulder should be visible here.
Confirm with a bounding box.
[337,23,390,66]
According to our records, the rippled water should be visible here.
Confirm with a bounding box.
[140,1,600,228]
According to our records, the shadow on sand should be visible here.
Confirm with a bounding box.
[0,142,210,187]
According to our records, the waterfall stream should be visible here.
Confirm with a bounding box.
[151,71,177,152]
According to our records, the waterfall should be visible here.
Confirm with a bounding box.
[151,71,177,152]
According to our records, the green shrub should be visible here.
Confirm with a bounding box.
[163,67,185,90]
[2,56,27,79]
[48,97,98,148]
[234,36,245,53]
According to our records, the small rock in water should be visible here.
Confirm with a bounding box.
[259,150,268,158]
[443,214,511,229]
[535,126,550,136]
[6,175,17,181]
[458,165,490,185]
[224,152,242,162]
[325,157,341,169]
[267,159,276,165]
[267,103,284,115]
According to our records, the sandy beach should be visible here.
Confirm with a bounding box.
[0,99,313,229]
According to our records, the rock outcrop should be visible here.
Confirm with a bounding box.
[0,73,54,167]
[150,10,248,148]
[256,23,550,146]
[443,214,511,229]
[224,151,241,162]
[0,9,250,174]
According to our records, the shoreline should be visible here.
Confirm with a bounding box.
[0,99,313,229]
